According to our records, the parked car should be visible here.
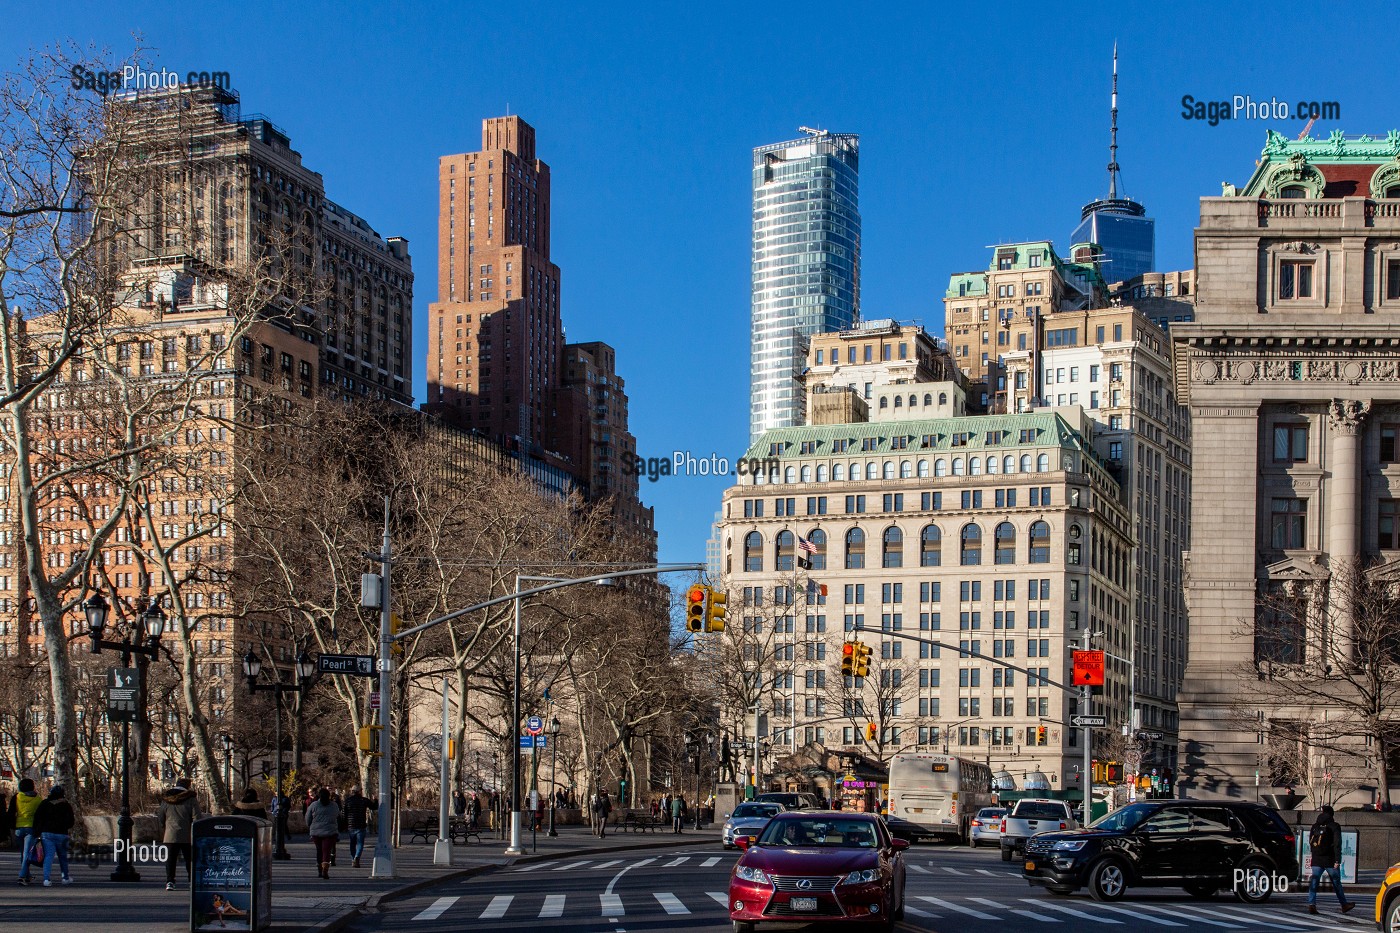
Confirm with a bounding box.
[1021,800,1298,903]
[969,807,1007,848]
[722,802,786,849]
[729,811,908,932]
[756,792,823,811]
[1375,860,1400,932]
[1000,798,1077,861]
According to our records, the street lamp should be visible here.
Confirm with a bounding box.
[220,732,234,799]
[88,594,164,883]
[546,717,561,837]
[244,648,316,860]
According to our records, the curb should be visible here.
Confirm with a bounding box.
[302,835,714,933]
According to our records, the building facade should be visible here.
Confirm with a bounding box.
[1173,131,1400,802]
[714,412,1133,794]
[751,130,861,440]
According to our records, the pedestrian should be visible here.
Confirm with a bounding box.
[453,788,467,821]
[158,777,201,891]
[671,794,686,833]
[1306,805,1355,914]
[32,784,74,887]
[10,777,41,884]
[342,785,377,869]
[307,788,340,879]
[593,790,612,838]
[233,787,267,819]
[0,785,11,848]
[469,792,482,831]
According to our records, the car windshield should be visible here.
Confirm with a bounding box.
[758,817,881,848]
[1089,803,1155,832]
[1014,803,1068,820]
[732,804,780,819]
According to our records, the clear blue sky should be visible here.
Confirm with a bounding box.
[5,1,1388,565]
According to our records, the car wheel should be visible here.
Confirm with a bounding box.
[1385,894,1400,933]
[733,922,755,933]
[1088,859,1128,902]
[1232,859,1272,904]
[1001,846,1012,862]
[1184,883,1218,899]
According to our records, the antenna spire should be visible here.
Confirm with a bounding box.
[1108,42,1120,200]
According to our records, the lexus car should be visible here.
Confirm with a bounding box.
[728,811,908,932]
[722,802,785,849]
[1022,800,1297,903]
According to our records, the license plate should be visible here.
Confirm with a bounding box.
[790,897,818,912]
[1025,861,1036,872]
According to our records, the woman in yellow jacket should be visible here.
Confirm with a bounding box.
[9,778,42,885]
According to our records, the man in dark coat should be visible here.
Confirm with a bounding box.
[1306,805,1354,914]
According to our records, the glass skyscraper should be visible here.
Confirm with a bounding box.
[750,130,860,441]
[1070,199,1155,284]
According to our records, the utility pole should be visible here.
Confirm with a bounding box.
[371,497,395,879]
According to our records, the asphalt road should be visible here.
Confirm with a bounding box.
[347,841,1378,933]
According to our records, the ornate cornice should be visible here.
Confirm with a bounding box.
[1191,353,1400,388]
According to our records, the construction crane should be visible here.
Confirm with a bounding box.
[1298,115,1317,140]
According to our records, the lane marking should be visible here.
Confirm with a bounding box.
[918,896,998,920]
[1136,903,1243,928]
[411,897,459,921]
[940,866,968,875]
[1186,905,1320,931]
[970,897,1061,923]
[976,868,999,876]
[592,860,623,870]
[701,856,723,867]
[904,905,942,919]
[908,864,932,874]
[1024,899,1122,923]
[539,894,565,918]
[553,860,591,871]
[708,892,729,907]
[1094,904,1188,926]
[480,895,513,920]
[655,893,690,915]
[663,856,690,868]
[600,893,624,916]
[511,862,548,872]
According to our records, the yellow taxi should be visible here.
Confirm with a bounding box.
[1377,861,1400,931]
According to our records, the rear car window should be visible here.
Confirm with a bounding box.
[1236,806,1291,835]
[978,808,1006,818]
[1014,802,1069,820]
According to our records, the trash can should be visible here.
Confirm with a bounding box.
[190,815,272,932]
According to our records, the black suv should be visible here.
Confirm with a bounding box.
[1022,800,1298,903]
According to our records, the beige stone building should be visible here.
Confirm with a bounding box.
[1173,130,1400,803]
[714,411,1133,795]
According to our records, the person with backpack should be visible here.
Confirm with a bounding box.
[11,778,42,885]
[33,785,74,887]
[158,778,202,891]
[1307,805,1355,914]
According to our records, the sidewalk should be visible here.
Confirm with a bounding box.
[0,824,714,931]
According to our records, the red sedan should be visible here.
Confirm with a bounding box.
[728,811,908,932]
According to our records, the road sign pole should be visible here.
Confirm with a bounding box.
[372,498,395,879]
[1083,683,1093,822]
[434,676,452,866]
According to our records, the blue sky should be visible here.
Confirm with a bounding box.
[6,1,1390,565]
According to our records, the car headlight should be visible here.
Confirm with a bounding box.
[1052,840,1087,852]
[736,866,772,884]
[842,868,879,884]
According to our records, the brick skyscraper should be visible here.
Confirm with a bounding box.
[427,116,562,451]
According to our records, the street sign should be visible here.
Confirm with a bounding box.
[525,716,544,736]
[1072,650,1106,686]
[1072,715,1108,728]
[517,735,548,749]
[318,653,376,677]
[106,667,139,722]
[369,692,380,709]
[1137,731,1164,741]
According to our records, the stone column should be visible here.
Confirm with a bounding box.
[1326,399,1371,657]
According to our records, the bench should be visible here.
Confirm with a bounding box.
[620,809,664,833]
[408,816,439,845]
[449,818,482,845]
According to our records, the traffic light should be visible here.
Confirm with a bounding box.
[1036,724,1047,745]
[685,585,708,632]
[1105,762,1124,786]
[706,590,728,632]
[1092,760,1105,783]
[865,722,878,742]
[358,725,382,757]
[853,642,872,678]
[390,612,404,656]
[840,641,856,677]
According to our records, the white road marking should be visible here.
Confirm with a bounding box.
[908,864,932,874]
[918,896,998,920]
[969,897,1061,923]
[655,893,690,915]
[510,862,548,872]
[600,893,624,916]
[976,868,999,876]
[479,895,513,919]
[592,859,623,870]
[1192,906,1322,931]
[1094,904,1188,926]
[539,894,565,918]
[940,866,968,875]
[411,897,459,921]
[663,856,690,867]
[553,860,591,871]
[904,905,942,919]
[1024,899,1122,923]
[605,857,654,895]
[708,892,729,907]
[701,856,722,867]
[1137,903,1244,928]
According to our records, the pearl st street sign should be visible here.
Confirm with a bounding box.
[317,653,376,676]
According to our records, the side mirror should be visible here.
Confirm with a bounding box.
[891,838,911,852]
[736,835,754,850]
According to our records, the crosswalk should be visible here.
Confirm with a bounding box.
[508,853,728,873]
[416,889,1367,930]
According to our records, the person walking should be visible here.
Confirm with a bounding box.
[593,790,612,838]
[233,787,267,819]
[10,777,41,885]
[158,778,201,891]
[453,788,467,821]
[468,792,482,831]
[671,794,686,834]
[307,788,340,879]
[342,786,377,869]
[33,785,74,887]
[1307,805,1355,914]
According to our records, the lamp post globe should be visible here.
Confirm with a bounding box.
[295,650,316,682]
[84,592,109,639]
[141,603,166,645]
[242,650,262,684]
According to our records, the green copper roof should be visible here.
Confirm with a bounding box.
[1238,130,1400,197]
[743,411,1091,462]
[944,240,1105,297]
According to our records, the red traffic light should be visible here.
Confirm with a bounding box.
[842,642,855,657]
[687,585,706,603]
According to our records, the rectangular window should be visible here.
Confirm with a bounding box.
[1382,425,1399,463]
[1279,260,1314,300]
[1271,498,1307,549]
[1389,259,1400,301]
[1273,425,1308,462]
[921,492,942,510]
[1380,500,1400,551]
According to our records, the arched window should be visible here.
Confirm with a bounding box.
[939,392,948,406]
[1279,185,1308,199]
[845,528,866,570]
[960,523,982,566]
[1020,454,1032,473]
[832,463,845,481]
[1387,186,1400,198]
[1036,453,1050,472]
[1003,455,1015,474]
[744,532,763,572]
[995,522,1017,565]
[893,396,902,408]
[883,461,895,480]
[776,530,796,571]
[920,525,942,567]
[900,460,913,478]
[849,462,860,480]
[987,455,999,475]
[754,469,766,486]
[934,458,948,477]
[882,526,904,568]
[866,462,878,480]
[817,464,828,483]
[1029,520,1051,563]
[917,459,929,478]
[880,397,889,409]
[800,465,812,483]
[908,395,917,407]
[784,466,796,484]
[952,458,965,476]
[970,457,982,476]
[808,529,827,570]
[924,394,934,406]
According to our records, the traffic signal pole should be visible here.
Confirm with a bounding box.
[1083,683,1094,822]
[372,498,394,878]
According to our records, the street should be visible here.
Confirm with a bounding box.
[348,842,1377,933]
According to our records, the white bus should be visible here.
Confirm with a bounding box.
[886,752,993,843]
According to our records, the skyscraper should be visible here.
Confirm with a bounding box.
[750,129,861,441]
[1069,47,1155,284]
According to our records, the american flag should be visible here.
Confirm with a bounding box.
[797,536,817,555]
